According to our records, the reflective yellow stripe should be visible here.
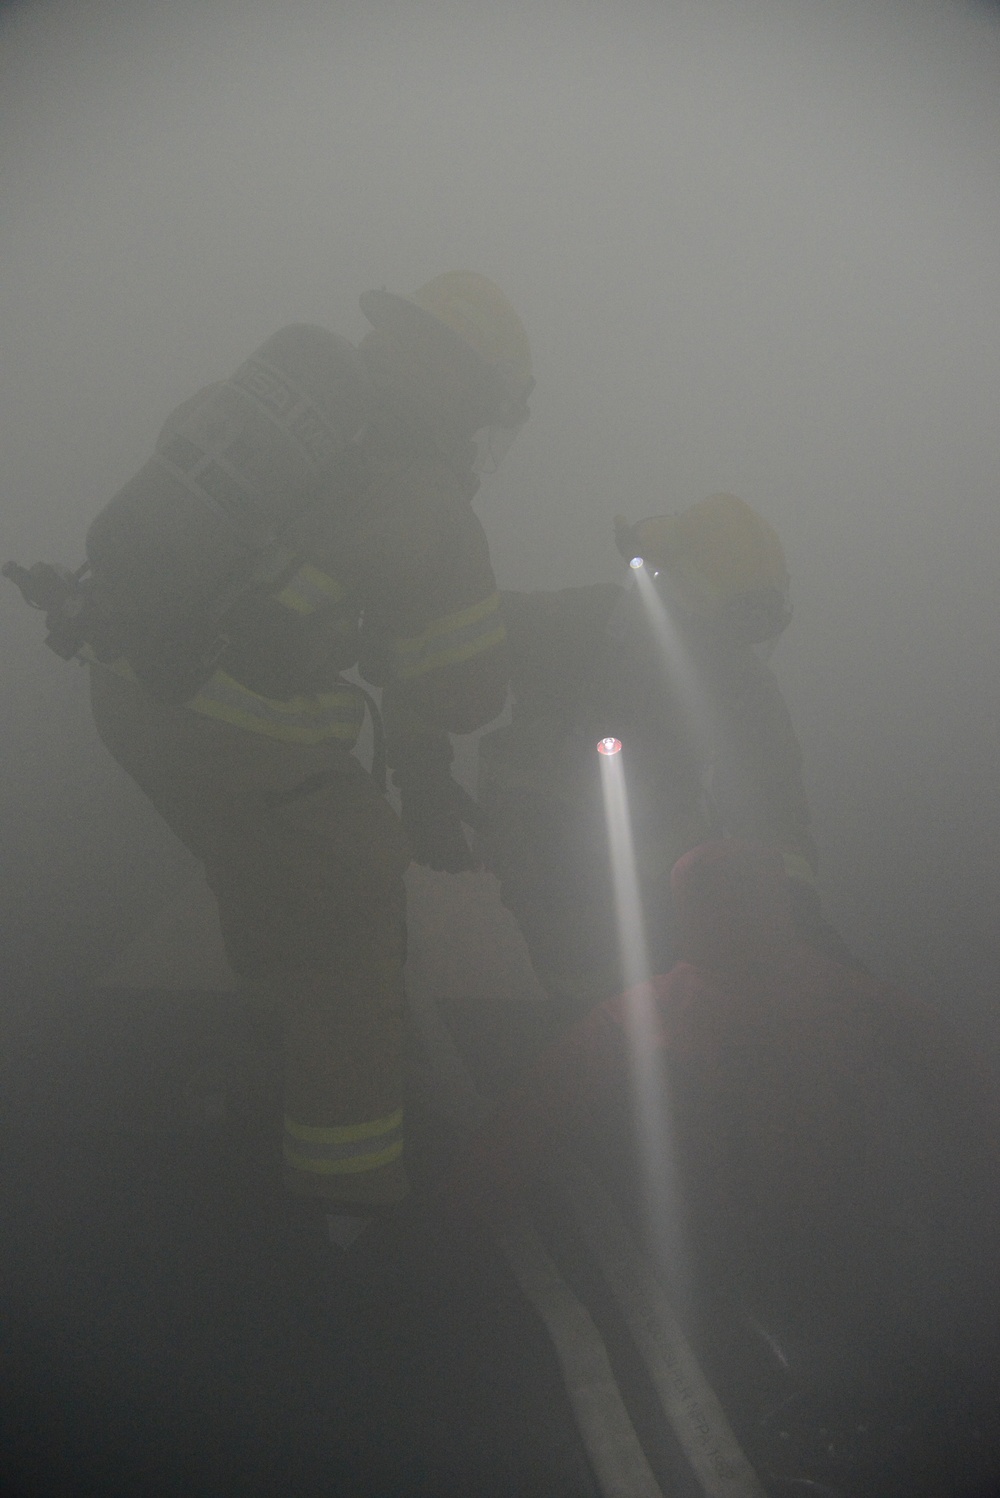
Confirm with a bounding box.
[83,647,136,679]
[283,1108,404,1177]
[274,563,345,616]
[88,659,363,746]
[284,1108,403,1144]
[405,624,506,678]
[188,670,364,744]
[391,592,505,681]
[88,652,363,745]
[283,1141,404,1176]
[394,592,500,653]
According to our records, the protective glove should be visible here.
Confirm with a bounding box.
[392,757,487,873]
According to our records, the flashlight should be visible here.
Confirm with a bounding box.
[629,556,644,570]
[597,736,622,756]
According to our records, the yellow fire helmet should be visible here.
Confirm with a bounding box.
[617,493,792,643]
[360,271,533,429]
[411,272,533,403]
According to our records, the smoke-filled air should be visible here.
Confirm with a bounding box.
[2,1,998,1494]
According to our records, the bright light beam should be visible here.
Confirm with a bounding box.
[598,740,649,993]
[597,564,772,1307]
[632,560,775,856]
[632,562,715,760]
[598,740,689,1304]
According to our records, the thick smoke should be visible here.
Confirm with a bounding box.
[1,0,998,1028]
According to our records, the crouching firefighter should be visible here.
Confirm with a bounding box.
[5,271,533,1230]
[449,841,1000,1498]
[478,492,849,1026]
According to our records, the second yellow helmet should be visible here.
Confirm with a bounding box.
[618,493,792,642]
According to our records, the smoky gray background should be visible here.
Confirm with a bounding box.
[2,0,997,1029]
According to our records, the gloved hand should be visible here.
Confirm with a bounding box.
[392,757,485,873]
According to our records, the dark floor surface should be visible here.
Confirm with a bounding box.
[3,988,999,1498]
[0,987,598,1498]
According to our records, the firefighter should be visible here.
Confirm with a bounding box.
[478,492,845,1024]
[82,271,533,1231]
[450,840,1000,1489]
[457,839,999,1348]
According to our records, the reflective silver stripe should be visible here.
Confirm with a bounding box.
[274,563,346,616]
[558,1156,768,1498]
[188,670,364,744]
[499,1218,667,1498]
[283,1109,404,1177]
[391,592,505,681]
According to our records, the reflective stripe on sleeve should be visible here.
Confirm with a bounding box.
[188,670,364,744]
[86,651,363,745]
[81,647,136,679]
[283,1108,404,1176]
[390,591,505,681]
[273,563,346,616]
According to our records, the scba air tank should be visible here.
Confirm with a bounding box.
[85,324,372,629]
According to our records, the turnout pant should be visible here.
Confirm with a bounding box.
[90,668,412,1206]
